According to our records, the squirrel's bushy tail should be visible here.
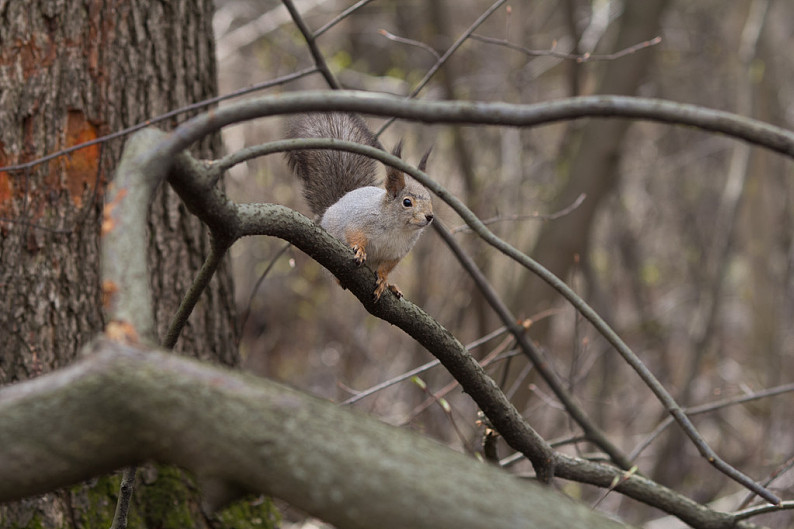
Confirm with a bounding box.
[286,112,383,216]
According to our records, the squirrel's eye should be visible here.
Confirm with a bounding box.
[402,198,413,208]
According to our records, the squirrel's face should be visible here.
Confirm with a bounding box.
[398,188,434,229]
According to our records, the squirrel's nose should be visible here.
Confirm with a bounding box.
[425,213,434,223]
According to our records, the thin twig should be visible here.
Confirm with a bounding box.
[376,0,506,135]
[738,454,794,511]
[341,326,511,405]
[410,0,505,98]
[401,339,520,423]
[732,501,794,522]
[410,376,470,450]
[0,68,317,174]
[239,242,292,338]
[163,236,233,349]
[501,434,591,467]
[629,382,794,462]
[314,0,377,38]
[282,0,341,89]
[401,354,521,422]
[450,193,586,234]
[470,34,662,63]
[378,29,441,60]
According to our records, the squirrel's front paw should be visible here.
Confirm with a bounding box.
[351,244,367,265]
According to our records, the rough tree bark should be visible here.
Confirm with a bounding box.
[0,1,239,526]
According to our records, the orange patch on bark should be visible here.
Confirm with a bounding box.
[0,144,12,204]
[101,279,119,309]
[101,187,126,235]
[61,111,101,207]
[105,320,139,344]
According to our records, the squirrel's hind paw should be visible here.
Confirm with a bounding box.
[388,284,403,298]
[373,278,402,302]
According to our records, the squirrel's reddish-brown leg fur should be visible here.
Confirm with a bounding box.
[374,260,401,301]
[345,229,369,265]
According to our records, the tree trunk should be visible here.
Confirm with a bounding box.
[0,0,239,526]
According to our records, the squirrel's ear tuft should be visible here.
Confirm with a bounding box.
[391,140,403,159]
[418,146,433,172]
[385,140,406,196]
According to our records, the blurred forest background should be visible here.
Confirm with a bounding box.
[212,1,793,526]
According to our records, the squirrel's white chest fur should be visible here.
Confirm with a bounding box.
[321,186,425,267]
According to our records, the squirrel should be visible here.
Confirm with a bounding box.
[286,112,434,301]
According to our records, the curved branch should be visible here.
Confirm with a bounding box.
[148,91,794,167]
[552,455,762,529]
[100,128,166,342]
[0,339,630,529]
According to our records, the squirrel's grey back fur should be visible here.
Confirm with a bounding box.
[286,112,383,216]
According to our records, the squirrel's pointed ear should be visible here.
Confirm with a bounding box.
[385,140,406,196]
[418,146,433,172]
[391,140,403,159]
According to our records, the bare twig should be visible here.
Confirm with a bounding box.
[378,29,441,60]
[314,0,377,38]
[238,242,292,339]
[376,0,506,135]
[163,236,234,349]
[282,0,341,89]
[629,382,794,461]
[410,376,470,450]
[401,336,520,423]
[450,193,586,233]
[733,501,794,522]
[470,34,662,63]
[216,0,326,60]
[0,68,317,175]
[410,0,505,99]
[738,454,794,511]
[7,91,794,177]
[341,326,510,405]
